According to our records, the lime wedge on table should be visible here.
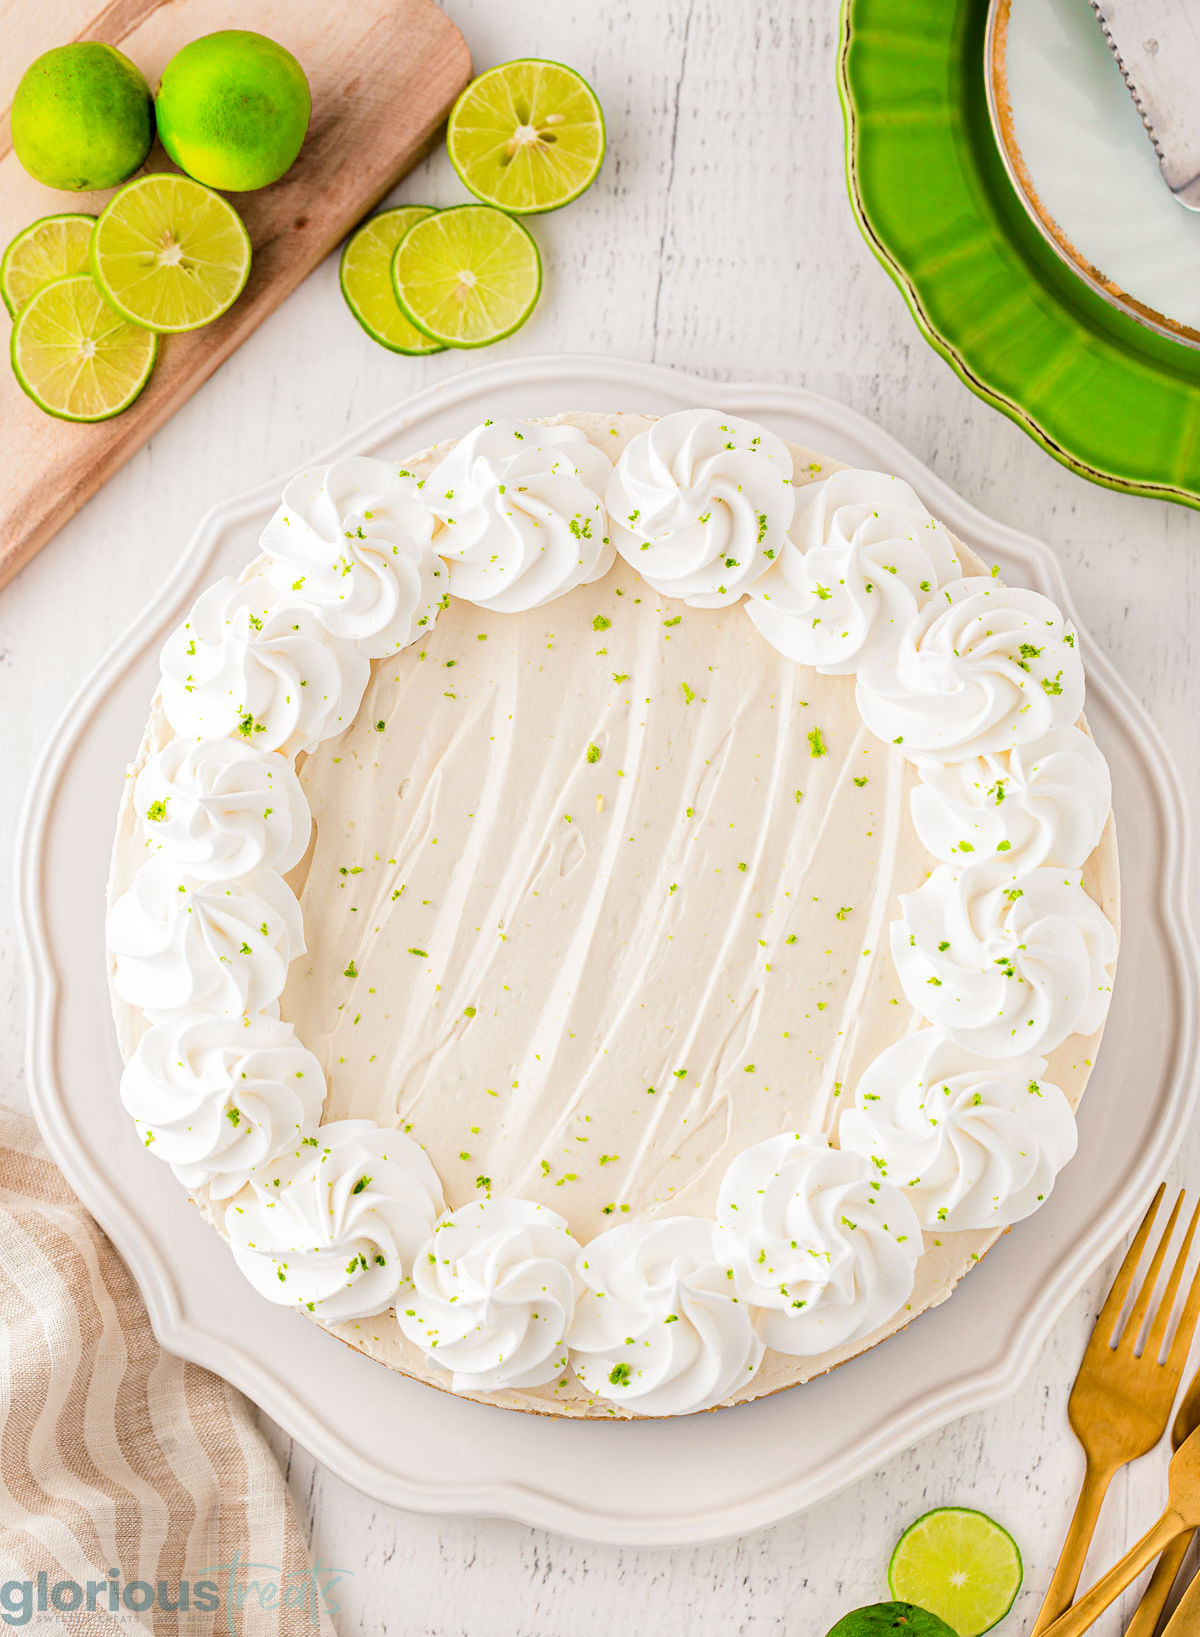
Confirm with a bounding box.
[2,214,96,318]
[339,207,444,355]
[392,204,541,349]
[11,274,157,421]
[447,59,605,213]
[888,1508,1022,1637]
[90,173,251,333]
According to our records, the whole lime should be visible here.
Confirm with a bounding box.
[825,1603,959,1637]
[155,31,311,192]
[11,42,154,192]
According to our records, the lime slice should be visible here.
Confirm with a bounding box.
[339,207,444,355]
[889,1509,1022,1637]
[392,203,541,349]
[11,274,157,421]
[2,214,97,318]
[447,59,605,214]
[90,174,251,333]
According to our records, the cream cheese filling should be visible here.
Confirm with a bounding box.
[109,413,1119,1416]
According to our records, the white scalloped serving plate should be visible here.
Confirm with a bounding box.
[16,356,1199,1545]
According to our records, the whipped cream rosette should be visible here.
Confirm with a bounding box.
[910,726,1112,871]
[133,737,310,881]
[419,419,613,613]
[715,1133,923,1355]
[606,408,794,606]
[892,861,1117,1057]
[160,575,370,756]
[107,861,304,1019]
[856,576,1085,761]
[105,408,1118,1418]
[748,467,962,672]
[225,1120,444,1322]
[398,1199,582,1392]
[839,1030,1077,1230]
[570,1217,765,1416]
[261,455,450,658]
[121,1013,325,1199]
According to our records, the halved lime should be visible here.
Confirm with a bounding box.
[1,214,96,318]
[11,274,158,421]
[447,59,605,214]
[339,207,444,355]
[392,203,541,348]
[889,1509,1022,1637]
[90,173,251,333]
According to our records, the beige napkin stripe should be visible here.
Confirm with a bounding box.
[0,1107,335,1636]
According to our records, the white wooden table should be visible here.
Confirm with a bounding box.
[3,2,1198,1631]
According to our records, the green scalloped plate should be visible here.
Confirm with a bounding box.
[838,0,1200,508]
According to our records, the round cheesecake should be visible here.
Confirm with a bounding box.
[106,409,1119,1417]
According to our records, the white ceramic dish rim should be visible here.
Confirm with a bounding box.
[16,354,1199,1545]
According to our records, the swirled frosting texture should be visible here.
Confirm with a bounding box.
[105,410,1119,1417]
[121,1013,325,1199]
[160,576,370,756]
[420,420,613,612]
[715,1133,921,1354]
[839,1030,1077,1230]
[910,727,1111,871]
[107,862,303,1019]
[748,468,962,672]
[133,738,310,881]
[570,1217,764,1415]
[225,1120,444,1321]
[397,1199,581,1391]
[855,578,1085,762]
[261,456,448,657]
[606,409,794,606]
[892,862,1117,1056]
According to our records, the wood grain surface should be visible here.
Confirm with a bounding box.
[3,1,1200,1632]
[0,0,471,589]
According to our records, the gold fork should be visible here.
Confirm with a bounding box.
[1040,1423,1200,1637]
[1032,1186,1200,1634]
[1123,1362,1200,1637]
[1161,1545,1200,1636]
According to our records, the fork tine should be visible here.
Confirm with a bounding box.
[1092,1184,1166,1348]
[1147,1198,1200,1361]
[1120,1190,1185,1348]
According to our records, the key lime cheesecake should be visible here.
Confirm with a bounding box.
[106,409,1119,1417]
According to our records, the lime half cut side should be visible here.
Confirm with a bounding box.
[447,59,605,213]
[888,1508,1023,1637]
[11,274,158,421]
[339,207,444,355]
[2,214,97,318]
[90,174,251,333]
[392,204,541,348]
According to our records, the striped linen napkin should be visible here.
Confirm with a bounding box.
[0,1105,338,1635]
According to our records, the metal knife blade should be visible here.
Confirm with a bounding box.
[1090,0,1200,209]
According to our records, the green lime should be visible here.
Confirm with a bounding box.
[889,1509,1022,1637]
[825,1603,959,1637]
[339,207,444,355]
[11,42,154,192]
[447,59,605,214]
[155,30,311,191]
[11,274,157,421]
[392,204,541,349]
[1,214,97,317]
[90,174,251,333]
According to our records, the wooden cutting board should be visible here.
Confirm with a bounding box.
[0,0,472,589]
